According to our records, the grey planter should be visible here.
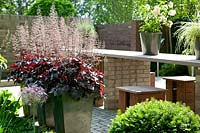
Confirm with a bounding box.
[39,94,94,133]
[139,32,163,55]
[195,37,200,60]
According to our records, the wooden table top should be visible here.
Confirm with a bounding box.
[117,86,166,94]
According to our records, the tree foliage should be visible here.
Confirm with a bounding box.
[15,0,35,15]
[25,0,76,17]
[0,0,15,14]
[74,0,200,25]
[75,0,136,24]
[0,0,35,15]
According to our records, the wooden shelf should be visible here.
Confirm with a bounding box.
[95,49,200,67]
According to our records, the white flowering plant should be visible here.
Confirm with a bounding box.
[21,84,48,105]
[21,84,48,133]
[139,1,176,32]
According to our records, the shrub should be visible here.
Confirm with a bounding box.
[0,55,7,70]
[25,0,76,17]
[0,90,32,132]
[159,64,189,76]
[109,99,200,133]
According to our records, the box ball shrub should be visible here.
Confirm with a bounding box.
[109,99,200,133]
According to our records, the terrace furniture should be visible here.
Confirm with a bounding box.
[163,76,195,111]
[117,86,166,112]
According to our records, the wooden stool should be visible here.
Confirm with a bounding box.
[117,86,166,112]
[163,76,195,111]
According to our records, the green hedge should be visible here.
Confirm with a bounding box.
[109,99,200,133]
[159,64,189,76]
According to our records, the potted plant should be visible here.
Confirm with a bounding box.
[175,21,200,59]
[9,52,104,133]
[7,6,104,133]
[139,1,176,55]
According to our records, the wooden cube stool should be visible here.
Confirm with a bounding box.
[117,86,166,112]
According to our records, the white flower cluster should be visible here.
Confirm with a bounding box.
[21,85,48,105]
[144,1,176,28]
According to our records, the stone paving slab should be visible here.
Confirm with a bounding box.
[91,107,116,133]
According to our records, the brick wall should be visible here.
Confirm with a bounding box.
[97,21,142,51]
[104,57,150,109]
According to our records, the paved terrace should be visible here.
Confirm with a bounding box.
[0,78,166,133]
[0,86,116,133]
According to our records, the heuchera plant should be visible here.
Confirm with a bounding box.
[8,6,104,100]
[8,52,104,100]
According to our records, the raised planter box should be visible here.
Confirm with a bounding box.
[38,94,94,133]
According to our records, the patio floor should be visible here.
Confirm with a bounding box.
[0,77,166,133]
[91,107,116,133]
[0,85,116,133]
[91,77,166,133]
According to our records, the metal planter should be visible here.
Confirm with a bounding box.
[38,93,93,133]
[195,37,200,60]
[139,32,163,55]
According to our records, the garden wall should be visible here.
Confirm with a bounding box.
[0,14,142,65]
[97,21,142,51]
[0,14,35,66]
[96,22,151,109]
[0,14,150,110]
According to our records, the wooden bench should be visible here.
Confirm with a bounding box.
[117,86,166,112]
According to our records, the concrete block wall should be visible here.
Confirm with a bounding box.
[104,57,150,109]
[0,15,36,67]
[0,14,35,45]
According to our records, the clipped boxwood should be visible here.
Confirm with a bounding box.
[109,99,200,133]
